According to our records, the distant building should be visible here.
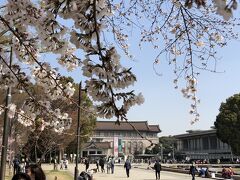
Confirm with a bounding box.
[174,129,239,161]
[81,121,161,158]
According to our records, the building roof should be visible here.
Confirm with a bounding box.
[83,141,111,150]
[149,125,160,132]
[174,129,216,139]
[95,121,161,133]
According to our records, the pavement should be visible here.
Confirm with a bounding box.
[42,163,216,180]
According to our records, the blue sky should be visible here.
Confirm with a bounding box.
[123,39,240,136]
[69,32,240,136]
[1,0,240,136]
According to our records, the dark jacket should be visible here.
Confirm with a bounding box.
[99,158,105,166]
[13,158,20,167]
[124,160,131,170]
[85,160,89,166]
[154,161,162,172]
[189,165,197,175]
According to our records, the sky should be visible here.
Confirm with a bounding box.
[1,0,240,136]
[122,39,240,136]
[66,32,240,136]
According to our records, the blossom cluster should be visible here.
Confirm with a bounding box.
[130,0,238,122]
[0,0,144,133]
[1,0,237,129]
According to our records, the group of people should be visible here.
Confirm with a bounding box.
[85,157,162,179]
[189,162,213,180]
[60,158,69,170]
[12,164,46,180]
[51,157,69,170]
[198,167,211,178]
[222,166,234,179]
[189,162,237,180]
[106,158,115,174]
[83,157,133,178]
[13,157,30,175]
[84,157,115,174]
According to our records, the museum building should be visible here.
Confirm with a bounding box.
[81,121,161,158]
[174,128,240,161]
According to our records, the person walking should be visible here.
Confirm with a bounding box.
[59,159,64,170]
[111,158,115,174]
[96,159,99,172]
[52,157,58,170]
[189,162,198,180]
[107,159,111,174]
[84,158,90,172]
[124,158,131,178]
[13,156,20,175]
[99,157,105,173]
[154,160,161,180]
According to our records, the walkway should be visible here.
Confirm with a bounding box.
[42,163,214,180]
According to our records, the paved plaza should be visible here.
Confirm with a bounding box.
[42,163,213,180]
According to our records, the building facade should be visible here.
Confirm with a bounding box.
[174,129,239,161]
[81,121,161,158]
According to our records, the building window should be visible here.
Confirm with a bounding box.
[196,138,201,150]
[127,132,131,137]
[89,151,96,155]
[114,131,120,136]
[122,141,126,153]
[82,151,88,157]
[109,131,114,137]
[209,136,217,149]
[132,141,137,154]
[128,142,131,153]
[148,133,153,138]
[183,139,188,150]
[95,131,100,136]
[104,132,108,137]
[138,142,143,153]
[202,137,209,150]
[132,132,137,137]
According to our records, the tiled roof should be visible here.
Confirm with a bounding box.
[83,141,111,149]
[95,121,161,133]
[149,125,161,132]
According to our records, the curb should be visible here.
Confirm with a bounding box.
[133,165,224,180]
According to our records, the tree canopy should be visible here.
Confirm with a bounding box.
[145,136,177,156]
[215,93,240,155]
[0,82,96,162]
[0,0,239,133]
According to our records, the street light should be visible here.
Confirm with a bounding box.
[172,145,175,161]
[74,82,82,180]
[160,144,163,161]
[0,48,12,180]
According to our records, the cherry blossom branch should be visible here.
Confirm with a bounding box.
[0,15,96,117]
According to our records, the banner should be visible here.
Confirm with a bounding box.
[114,136,118,157]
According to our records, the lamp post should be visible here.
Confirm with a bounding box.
[0,48,12,180]
[160,144,163,161]
[172,145,175,161]
[74,82,82,180]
